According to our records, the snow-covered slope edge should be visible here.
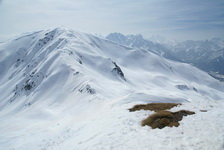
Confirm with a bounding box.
[0,28,224,150]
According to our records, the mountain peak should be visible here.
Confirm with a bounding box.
[129,33,143,39]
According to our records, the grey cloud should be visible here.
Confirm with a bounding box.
[0,0,223,41]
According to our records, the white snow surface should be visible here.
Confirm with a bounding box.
[0,27,224,150]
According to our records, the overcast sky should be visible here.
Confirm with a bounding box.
[0,0,224,41]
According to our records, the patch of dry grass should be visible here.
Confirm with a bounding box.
[129,103,180,112]
[141,110,195,129]
[129,103,195,129]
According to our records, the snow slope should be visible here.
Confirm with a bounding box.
[0,27,224,150]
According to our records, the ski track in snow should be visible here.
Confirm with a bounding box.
[0,27,224,150]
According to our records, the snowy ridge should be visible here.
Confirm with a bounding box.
[0,28,224,149]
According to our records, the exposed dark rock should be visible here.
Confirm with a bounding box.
[176,85,189,90]
[193,87,198,92]
[78,59,82,64]
[79,85,96,94]
[73,71,80,75]
[24,84,32,91]
[112,61,126,81]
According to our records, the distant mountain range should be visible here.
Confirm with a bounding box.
[106,33,181,62]
[106,33,224,81]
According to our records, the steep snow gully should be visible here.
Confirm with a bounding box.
[0,28,224,150]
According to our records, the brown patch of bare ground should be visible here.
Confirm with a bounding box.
[129,103,195,129]
[129,103,180,112]
[141,110,195,129]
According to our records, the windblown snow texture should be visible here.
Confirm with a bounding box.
[0,28,224,150]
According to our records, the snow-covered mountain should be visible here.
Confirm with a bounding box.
[210,37,224,48]
[0,28,224,150]
[106,33,181,62]
[106,33,224,81]
[148,35,178,47]
[171,39,224,75]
